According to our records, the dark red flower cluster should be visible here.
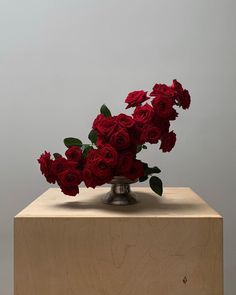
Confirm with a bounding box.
[38,79,191,196]
[38,144,143,196]
[123,79,191,152]
[38,147,84,196]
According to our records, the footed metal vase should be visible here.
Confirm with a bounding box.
[103,176,138,206]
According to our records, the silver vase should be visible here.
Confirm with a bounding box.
[103,176,138,206]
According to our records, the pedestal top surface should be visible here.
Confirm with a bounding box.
[15,187,221,218]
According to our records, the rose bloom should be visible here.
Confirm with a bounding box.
[171,79,191,109]
[115,151,134,175]
[83,168,101,188]
[51,157,76,175]
[96,136,106,147]
[93,115,118,138]
[129,124,143,145]
[150,83,175,98]
[58,168,83,187]
[91,158,112,182]
[115,113,135,129]
[92,114,105,130]
[141,125,162,144]
[60,185,79,196]
[86,148,107,167]
[160,131,176,152]
[37,151,56,183]
[132,103,154,125]
[152,116,170,136]
[171,79,183,93]
[85,149,101,167]
[99,144,118,167]
[180,89,191,109]
[85,148,113,184]
[125,159,144,181]
[110,128,130,150]
[169,109,179,121]
[57,177,80,196]
[125,90,149,109]
[152,95,174,119]
[65,146,83,162]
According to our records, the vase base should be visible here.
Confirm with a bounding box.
[103,192,138,206]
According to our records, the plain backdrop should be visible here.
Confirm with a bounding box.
[0,0,235,294]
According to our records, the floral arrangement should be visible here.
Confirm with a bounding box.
[38,79,191,197]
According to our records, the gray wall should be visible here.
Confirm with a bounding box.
[0,0,235,294]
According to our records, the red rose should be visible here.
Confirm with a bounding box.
[96,136,106,147]
[116,113,135,129]
[92,114,105,130]
[160,131,176,152]
[152,117,170,135]
[128,143,139,154]
[58,168,82,186]
[110,128,130,150]
[85,148,113,183]
[171,79,183,93]
[169,109,179,121]
[86,148,108,168]
[99,144,118,167]
[85,149,100,165]
[51,157,76,175]
[116,151,134,175]
[92,157,112,182]
[125,90,149,109]
[150,83,175,97]
[180,89,191,109]
[83,168,100,188]
[141,125,162,144]
[94,115,117,138]
[132,103,154,124]
[65,146,83,162]
[125,159,144,181]
[37,151,56,183]
[152,96,174,119]
[129,124,143,145]
[60,185,79,196]
[171,79,191,109]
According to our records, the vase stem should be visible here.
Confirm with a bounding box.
[111,182,130,195]
[103,177,138,206]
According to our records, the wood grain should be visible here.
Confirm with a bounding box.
[14,188,223,295]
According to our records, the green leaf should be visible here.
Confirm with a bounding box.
[100,104,112,117]
[146,166,161,174]
[136,144,148,154]
[64,137,82,148]
[141,162,148,175]
[143,163,161,176]
[82,145,93,159]
[139,175,148,182]
[81,144,91,151]
[136,145,142,153]
[149,176,163,196]
[88,129,98,145]
[53,153,61,159]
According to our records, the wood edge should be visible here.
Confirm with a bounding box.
[14,188,53,218]
[13,216,223,220]
[14,187,223,219]
[188,187,223,218]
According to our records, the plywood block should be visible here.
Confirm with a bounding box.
[14,187,223,295]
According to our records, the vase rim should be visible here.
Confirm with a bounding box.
[109,176,137,184]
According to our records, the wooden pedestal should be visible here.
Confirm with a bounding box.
[14,187,223,295]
